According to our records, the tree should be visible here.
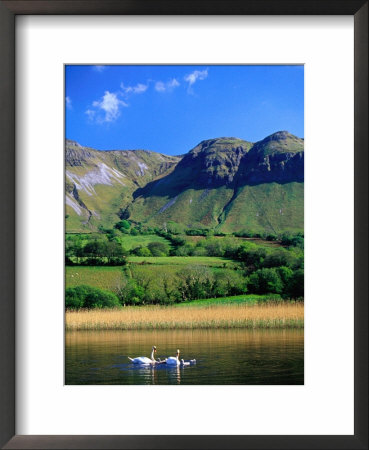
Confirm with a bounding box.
[237,245,266,269]
[247,268,284,294]
[83,240,106,259]
[176,265,214,301]
[65,238,84,263]
[280,232,304,249]
[105,241,126,264]
[214,270,247,296]
[285,269,304,298]
[277,266,293,285]
[161,273,177,304]
[130,268,154,304]
[262,249,293,268]
[202,238,224,257]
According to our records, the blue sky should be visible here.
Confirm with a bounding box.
[65,65,304,156]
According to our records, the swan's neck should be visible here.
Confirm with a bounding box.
[151,349,155,361]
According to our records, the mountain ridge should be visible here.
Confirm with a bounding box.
[65,131,304,233]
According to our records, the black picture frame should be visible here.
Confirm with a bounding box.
[0,1,367,449]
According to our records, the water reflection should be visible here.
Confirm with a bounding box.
[66,329,304,385]
[110,358,191,385]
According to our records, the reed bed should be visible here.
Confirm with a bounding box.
[66,303,304,331]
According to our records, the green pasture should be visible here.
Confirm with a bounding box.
[174,294,278,307]
[66,256,241,293]
[183,235,284,248]
[66,266,125,291]
[127,256,232,267]
[116,234,170,250]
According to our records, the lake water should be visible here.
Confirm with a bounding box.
[65,329,304,385]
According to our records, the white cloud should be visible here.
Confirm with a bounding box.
[184,69,208,93]
[168,78,180,88]
[155,78,180,93]
[85,109,96,121]
[132,83,148,94]
[92,65,106,73]
[88,91,127,123]
[121,82,148,95]
[155,81,166,92]
[65,96,72,109]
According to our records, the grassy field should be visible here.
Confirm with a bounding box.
[116,234,170,250]
[184,235,284,248]
[66,302,304,330]
[66,256,240,292]
[220,182,304,234]
[129,182,303,234]
[66,232,169,249]
[128,256,231,266]
[175,294,279,307]
[66,266,125,291]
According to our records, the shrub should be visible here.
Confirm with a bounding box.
[192,246,208,256]
[147,241,169,256]
[174,244,195,256]
[65,285,120,309]
[105,228,120,240]
[65,286,86,309]
[234,230,258,238]
[185,228,210,236]
[115,220,131,231]
[131,246,152,257]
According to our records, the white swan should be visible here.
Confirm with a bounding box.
[128,346,157,364]
[165,349,181,366]
[180,358,196,366]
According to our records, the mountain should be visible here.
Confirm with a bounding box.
[236,131,304,185]
[65,140,180,231]
[65,131,304,234]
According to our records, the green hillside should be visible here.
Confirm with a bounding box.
[65,131,304,234]
[65,140,180,232]
[219,182,304,234]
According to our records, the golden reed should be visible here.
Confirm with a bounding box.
[66,302,304,331]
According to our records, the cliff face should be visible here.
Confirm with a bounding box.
[179,137,253,187]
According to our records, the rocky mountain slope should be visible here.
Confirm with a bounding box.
[65,140,180,230]
[65,131,304,233]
